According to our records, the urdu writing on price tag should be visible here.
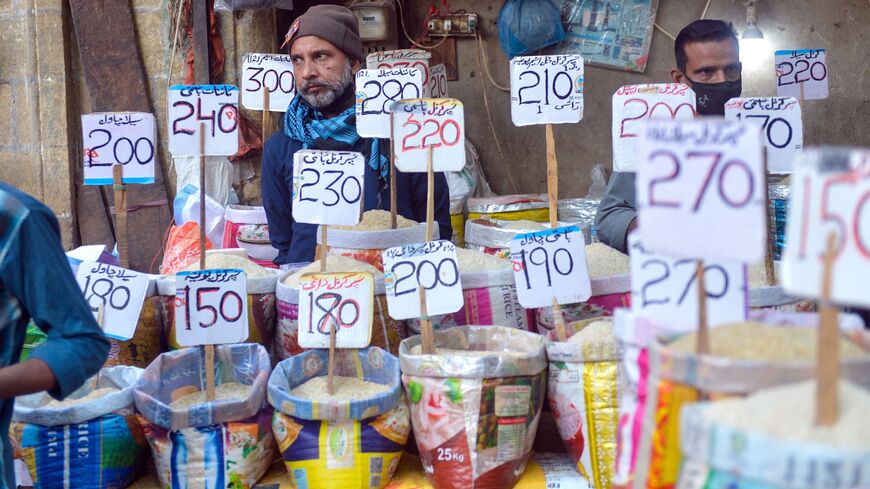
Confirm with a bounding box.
[298,272,375,349]
[168,85,240,156]
[510,55,584,126]
[390,98,465,172]
[241,53,296,111]
[81,112,156,185]
[382,240,464,320]
[292,150,365,226]
[174,269,248,346]
[775,49,828,100]
[76,261,150,341]
[509,226,591,309]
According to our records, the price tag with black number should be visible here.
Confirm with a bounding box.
[782,148,870,307]
[510,55,584,126]
[366,49,431,95]
[355,68,424,138]
[241,53,296,111]
[390,98,465,172]
[81,112,156,185]
[509,226,591,309]
[174,269,248,346]
[298,272,374,349]
[292,150,365,226]
[775,49,828,100]
[382,240,463,320]
[628,233,748,327]
[75,261,150,340]
[168,85,240,156]
[725,97,802,173]
[637,118,766,262]
[429,64,449,99]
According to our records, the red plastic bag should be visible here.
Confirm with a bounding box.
[159,222,212,275]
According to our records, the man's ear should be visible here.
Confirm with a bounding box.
[671,68,689,85]
[352,59,362,74]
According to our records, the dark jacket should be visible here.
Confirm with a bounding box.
[595,171,636,254]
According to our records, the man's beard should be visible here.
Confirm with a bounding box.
[299,61,353,109]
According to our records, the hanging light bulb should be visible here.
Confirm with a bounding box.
[740,0,768,69]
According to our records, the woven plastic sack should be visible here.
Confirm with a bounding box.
[497,0,565,58]
[399,326,547,489]
[467,194,550,224]
[268,347,410,488]
[534,274,631,335]
[319,223,431,272]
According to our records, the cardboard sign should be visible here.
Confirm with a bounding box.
[782,148,870,307]
[724,97,803,173]
[241,53,296,111]
[775,49,828,100]
[391,98,465,172]
[429,63,449,99]
[76,261,149,340]
[174,269,248,346]
[637,118,766,262]
[291,150,365,226]
[628,233,748,327]
[168,85,240,156]
[509,226,591,309]
[510,55,585,126]
[81,112,156,185]
[298,272,375,348]
[355,68,424,138]
[382,240,463,320]
[367,49,432,96]
[612,84,696,172]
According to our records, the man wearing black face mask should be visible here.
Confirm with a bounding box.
[595,19,742,253]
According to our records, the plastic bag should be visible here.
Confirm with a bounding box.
[173,183,226,247]
[159,221,213,275]
[497,0,565,58]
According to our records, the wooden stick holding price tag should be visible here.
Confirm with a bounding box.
[418,146,436,354]
[816,232,840,425]
[320,226,328,272]
[763,155,777,286]
[695,260,710,354]
[262,88,271,138]
[198,122,216,402]
[327,317,336,395]
[112,164,129,269]
[390,113,398,229]
[545,124,568,342]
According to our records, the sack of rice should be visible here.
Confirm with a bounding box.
[321,210,431,271]
[545,318,620,488]
[103,274,165,368]
[222,204,280,268]
[274,258,407,358]
[399,326,548,489]
[156,251,280,350]
[450,198,467,247]
[747,261,815,313]
[467,194,550,223]
[11,366,148,489]
[134,343,275,489]
[678,380,870,489]
[268,347,410,489]
[464,218,587,259]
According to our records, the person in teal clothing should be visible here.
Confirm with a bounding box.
[0,183,109,489]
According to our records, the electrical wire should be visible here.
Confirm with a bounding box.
[395,0,449,50]
[655,0,714,43]
[654,23,676,41]
[476,32,510,92]
[168,0,187,86]
[700,0,713,19]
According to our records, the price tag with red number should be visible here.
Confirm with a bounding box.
[429,64,449,99]
[168,85,239,156]
[355,68,424,138]
[510,55,584,126]
[637,118,766,262]
[292,150,365,226]
[725,97,802,173]
[298,272,374,348]
[509,226,591,309]
[367,49,431,95]
[174,269,248,346]
[775,49,828,100]
[76,261,150,340]
[382,240,463,320]
[783,148,870,307]
[241,53,296,111]
[612,83,696,172]
[82,112,156,185]
[390,98,465,172]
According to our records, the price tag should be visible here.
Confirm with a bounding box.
[76,261,150,340]
[168,85,240,156]
[725,97,803,173]
[612,84,696,172]
[509,226,591,309]
[429,64,449,99]
[782,148,870,307]
[510,55,584,126]
[241,53,296,111]
[174,269,248,346]
[366,49,431,95]
[628,234,748,327]
[775,49,828,100]
[637,118,766,262]
[382,240,463,320]
[355,68,424,138]
[298,272,375,349]
[291,150,365,226]
[81,112,156,185]
[391,98,465,172]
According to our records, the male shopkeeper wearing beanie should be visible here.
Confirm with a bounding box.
[262,5,452,265]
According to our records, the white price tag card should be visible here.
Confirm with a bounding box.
[168,85,240,156]
[382,240,463,320]
[628,234,748,327]
[298,272,375,349]
[637,118,766,262]
[291,150,365,226]
[391,98,465,172]
[81,112,156,185]
[783,148,870,307]
[174,269,248,346]
[775,49,828,100]
[612,84,696,172]
[510,55,584,126]
[429,64,449,99]
[725,97,803,174]
[355,68,424,138]
[241,53,296,111]
[509,226,591,309]
[366,49,431,95]
[76,262,150,340]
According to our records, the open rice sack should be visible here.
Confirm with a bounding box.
[545,318,621,489]
[678,380,870,489]
[133,343,275,489]
[104,274,165,368]
[11,366,148,489]
[463,217,588,259]
[267,347,410,489]
[222,204,280,268]
[320,210,430,271]
[467,194,551,224]
[399,326,547,489]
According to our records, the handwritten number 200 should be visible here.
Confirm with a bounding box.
[86,129,154,167]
